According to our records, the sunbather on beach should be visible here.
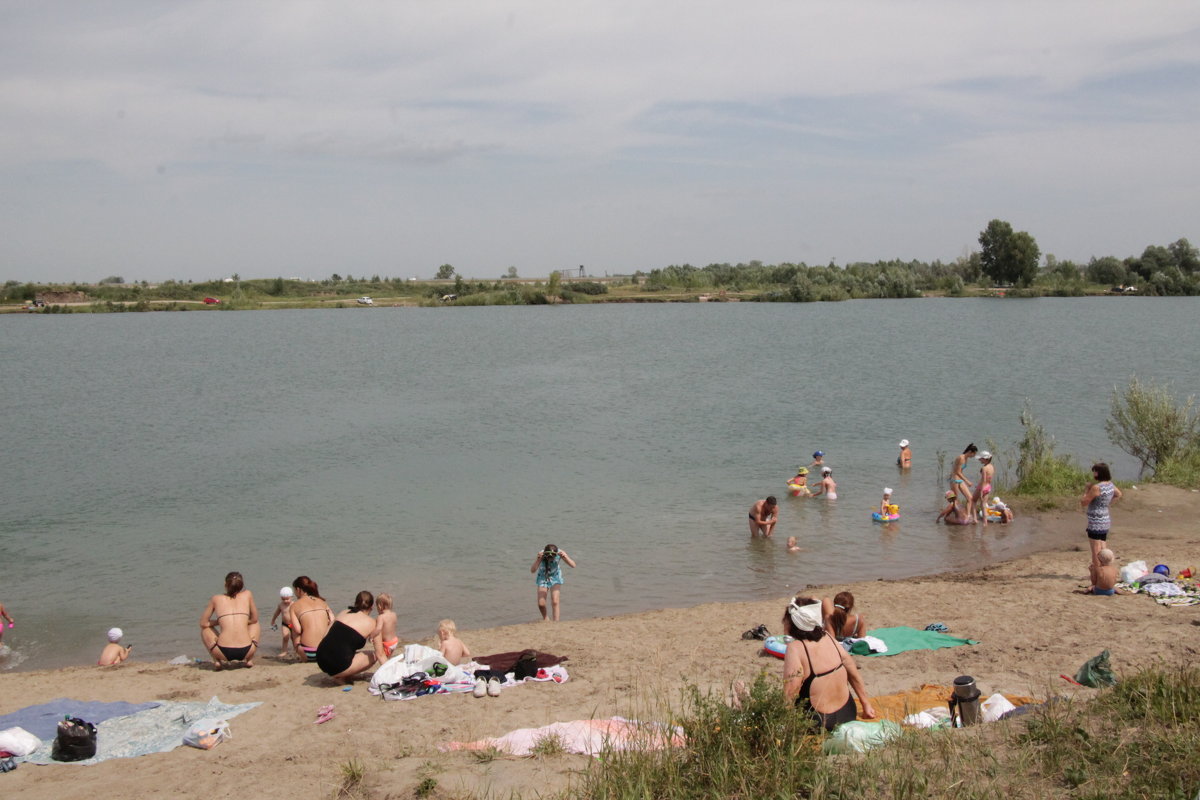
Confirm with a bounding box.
[315,591,385,683]
[200,571,261,669]
[821,592,866,640]
[748,497,779,536]
[374,594,399,658]
[97,627,132,666]
[936,491,971,525]
[950,444,978,521]
[437,619,470,665]
[1082,549,1119,595]
[288,576,333,663]
[782,595,877,731]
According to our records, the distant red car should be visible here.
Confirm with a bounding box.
[202,297,221,304]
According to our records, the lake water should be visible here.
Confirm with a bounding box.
[2,297,1197,670]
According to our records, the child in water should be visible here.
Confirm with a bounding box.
[269,586,296,659]
[97,627,133,666]
[786,536,802,553]
[437,619,471,665]
[375,594,399,658]
[879,488,897,517]
[531,544,577,622]
[788,467,811,496]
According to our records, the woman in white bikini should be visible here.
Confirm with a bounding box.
[199,571,260,669]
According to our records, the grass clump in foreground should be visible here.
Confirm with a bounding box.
[572,665,1200,800]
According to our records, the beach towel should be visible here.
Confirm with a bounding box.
[440,717,683,757]
[871,684,1034,724]
[21,696,260,765]
[848,627,978,657]
[0,699,160,741]
[474,649,568,673]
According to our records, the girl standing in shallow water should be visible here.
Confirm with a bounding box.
[531,544,577,622]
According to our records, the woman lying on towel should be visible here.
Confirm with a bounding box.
[782,596,877,731]
[316,590,386,684]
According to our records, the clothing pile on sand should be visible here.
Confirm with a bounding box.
[1116,560,1199,607]
[369,645,569,701]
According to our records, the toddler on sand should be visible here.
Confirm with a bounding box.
[375,594,399,658]
[97,627,133,666]
[437,619,470,665]
[269,586,296,658]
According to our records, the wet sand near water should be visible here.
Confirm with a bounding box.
[2,485,1197,799]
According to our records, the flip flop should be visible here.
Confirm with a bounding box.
[315,705,337,724]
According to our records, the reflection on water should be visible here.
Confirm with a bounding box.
[1,298,1196,669]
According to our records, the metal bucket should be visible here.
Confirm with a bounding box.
[950,675,982,727]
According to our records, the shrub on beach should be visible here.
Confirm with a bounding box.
[1010,401,1090,498]
[1106,376,1200,479]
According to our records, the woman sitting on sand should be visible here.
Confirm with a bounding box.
[288,576,333,663]
[315,590,385,683]
[821,592,866,640]
[782,595,877,730]
[200,571,261,669]
[936,491,971,525]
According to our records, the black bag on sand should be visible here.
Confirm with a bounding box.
[513,650,540,681]
[52,717,97,762]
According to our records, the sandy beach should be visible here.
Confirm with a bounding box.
[3,484,1197,799]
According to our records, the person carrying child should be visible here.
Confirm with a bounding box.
[97,627,133,666]
[531,544,577,622]
[437,619,470,665]
[374,593,399,658]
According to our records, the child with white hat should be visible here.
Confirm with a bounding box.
[270,586,297,659]
[97,627,132,666]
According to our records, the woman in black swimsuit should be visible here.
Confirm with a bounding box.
[781,595,877,731]
[315,590,385,683]
[199,571,261,669]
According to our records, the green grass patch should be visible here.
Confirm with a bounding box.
[569,664,1200,800]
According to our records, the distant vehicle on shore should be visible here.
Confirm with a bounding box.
[357,296,374,305]
[203,297,221,304]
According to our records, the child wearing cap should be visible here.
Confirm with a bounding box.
[98,627,133,666]
[270,587,296,659]
[974,451,995,524]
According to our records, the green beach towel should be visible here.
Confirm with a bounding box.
[849,626,978,657]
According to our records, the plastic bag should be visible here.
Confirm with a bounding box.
[822,720,901,754]
[980,693,1017,723]
[51,717,97,762]
[1119,560,1148,583]
[1074,650,1117,688]
[0,726,42,757]
[183,718,231,750]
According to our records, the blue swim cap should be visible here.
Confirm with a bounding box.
[813,451,825,458]
[1154,564,1170,576]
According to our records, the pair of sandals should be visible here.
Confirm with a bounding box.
[314,705,336,724]
[741,624,770,641]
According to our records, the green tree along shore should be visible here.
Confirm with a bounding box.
[3,226,1198,311]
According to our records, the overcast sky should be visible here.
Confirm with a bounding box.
[2,1,1197,283]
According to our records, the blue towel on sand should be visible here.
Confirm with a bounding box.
[849,626,978,657]
[21,696,260,765]
[0,699,160,740]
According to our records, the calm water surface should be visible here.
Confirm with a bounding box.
[2,298,1197,670]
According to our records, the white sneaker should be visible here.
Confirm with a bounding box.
[472,678,487,698]
[487,677,502,697]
